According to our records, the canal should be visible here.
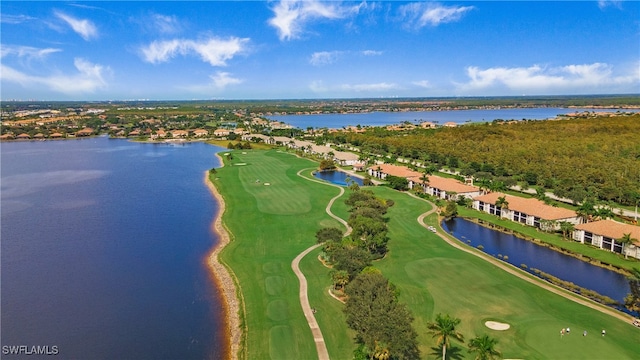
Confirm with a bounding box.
[442,217,631,308]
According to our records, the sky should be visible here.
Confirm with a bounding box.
[1,1,639,100]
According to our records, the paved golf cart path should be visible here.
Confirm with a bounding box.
[291,168,353,360]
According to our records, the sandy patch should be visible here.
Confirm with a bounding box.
[234,163,247,166]
[264,182,271,186]
[485,321,510,330]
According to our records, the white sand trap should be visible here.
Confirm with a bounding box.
[264,183,271,186]
[242,152,247,154]
[485,321,510,330]
[234,163,247,166]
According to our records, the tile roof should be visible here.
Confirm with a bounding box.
[421,175,479,193]
[575,220,640,244]
[474,192,578,220]
[368,163,423,178]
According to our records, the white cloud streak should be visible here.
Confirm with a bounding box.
[458,63,639,94]
[1,45,62,60]
[1,58,110,94]
[340,82,398,92]
[54,11,98,40]
[598,0,623,10]
[310,51,343,66]
[210,71,242,89]
[413,80,431,88]
[398,2,474,29]
[0,14,37,24]
[140,37,249,66]
[362,50,382,56]
[151,14,182,34]
[268,0,363,41]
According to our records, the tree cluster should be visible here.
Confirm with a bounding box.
[344,272,421,360]
[324,115,640,206]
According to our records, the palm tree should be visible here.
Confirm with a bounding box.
[495,196,509,211]
[427,313,464,360]
[618,233,636,259]
[420,171,430,193]
[467,335,501,360]
[559,221,575,240]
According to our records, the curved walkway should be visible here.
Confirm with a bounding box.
[291,244,330,360]
[412,194,633,324]
[290,168,355,360]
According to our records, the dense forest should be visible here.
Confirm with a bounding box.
[326,115,640,206]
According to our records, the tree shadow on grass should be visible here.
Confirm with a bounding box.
[430,344,464,360]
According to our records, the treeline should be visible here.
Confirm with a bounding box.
[327,115,640,206]
[316,190,420,359]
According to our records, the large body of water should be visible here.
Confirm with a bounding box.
[442,218,631,307]
[268,107,629,129]
[1,137,226,359]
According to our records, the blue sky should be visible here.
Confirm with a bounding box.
[1,1,639,100]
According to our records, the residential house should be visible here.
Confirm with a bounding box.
[16,133,31,139]
[573,220,640,258]
[213,129,230,137]
[193,129,209,137]
[76,128,94,137]
[473,192,581,231]
[171,130,188,138]
[412,175,481,200]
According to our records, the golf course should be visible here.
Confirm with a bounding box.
[210,149,639,360]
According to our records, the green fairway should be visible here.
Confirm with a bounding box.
[214,150,346,359]
[213,150,639,360]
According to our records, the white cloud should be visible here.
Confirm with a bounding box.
[398,2,474,29]
[457,63,639,94]
[340,82,399,92]
[268,0,363,41]
[1,58,110,94]
[362,50,382,56]
[140,37,249,66]
[598,0,623,10]
[413,80,431,88]
[151,14,182,34]
[210,72,242,89]
[0,14,37,24]
[310,51,343,66]
[1,45,62,60]
[54,11,98,40]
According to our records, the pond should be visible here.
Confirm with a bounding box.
[442,217,631,308]
[313,170,364,186]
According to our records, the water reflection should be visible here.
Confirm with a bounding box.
[313,170,364,186]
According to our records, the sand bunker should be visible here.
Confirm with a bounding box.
[485,321,510,330]
[264,183,271,186]
[234,163,247,166]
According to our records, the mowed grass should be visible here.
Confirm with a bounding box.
[214,150,345,359]
[364,187,639,359]
[214,151,639,359]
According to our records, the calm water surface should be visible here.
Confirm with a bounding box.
[269,108,630,129]
[442,218,630,306]
[313,170,364,186]
[1,137,226,359]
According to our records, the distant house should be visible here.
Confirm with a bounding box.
[443,122,458,128]
[50,132,64,138]
[420,121,437,129]
[193,129,209,137]
[411,175,481,200]
[76,128,94,137]
[352,162,366,172]
[367,163,422,181]
[573,220,640,258]
[16,133,31,139]
[0,134,15,140]
[473,192,581,231]
[171,130,188,138]
[128,130,141,137]
[213,129,230,137]
[333,151,359,166]
[34,133,45,139]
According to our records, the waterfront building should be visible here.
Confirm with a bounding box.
[573,220,640,259]
[473,192,581,231]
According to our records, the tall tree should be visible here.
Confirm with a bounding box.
[618,233,636,259]
[495,196,509,211]
[559,221,575,240]
[467,335,501,360]
[624,268,640,314]
[427,313,464,360]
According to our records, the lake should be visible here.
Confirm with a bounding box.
[313,170,364,186]
[1,137,226,359]
[442,217,631,308]
[268,108,629,129]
